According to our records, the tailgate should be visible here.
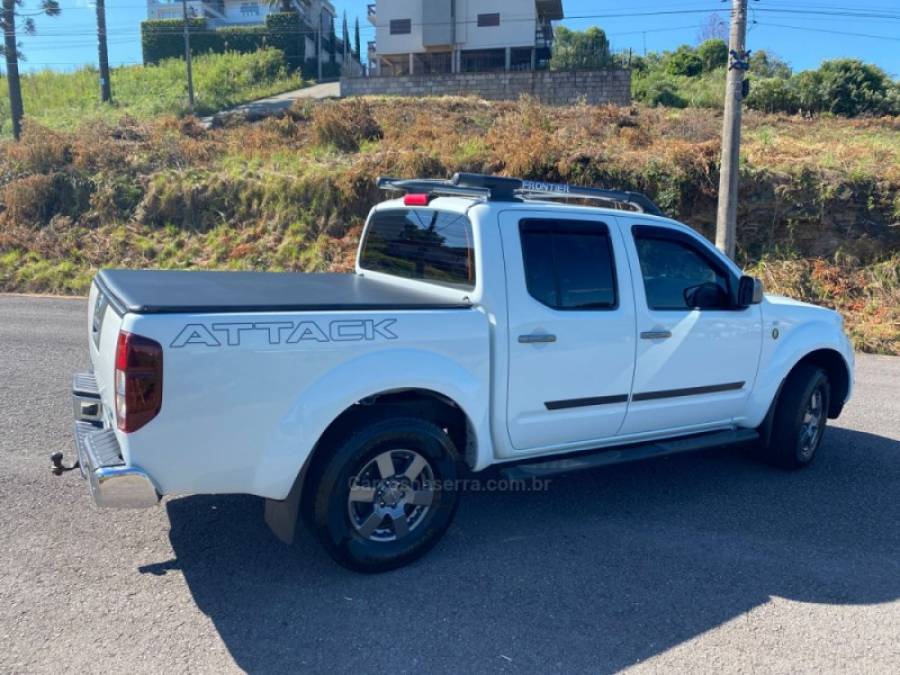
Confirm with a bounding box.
[87,281,126,426]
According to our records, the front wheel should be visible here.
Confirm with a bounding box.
[759,364,831,469]
[308,416,461,573]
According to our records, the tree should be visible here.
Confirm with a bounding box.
[341,10,349,62]
[817,58,896,117]
[697,39,727,72]
[354,16,361,61]
[549,26,612,71]
[665,45,703,77]
[696,12,728,43]
[1,0,61,140]
[750,50,791,79]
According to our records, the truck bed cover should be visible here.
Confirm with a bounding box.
[95,269,472,315]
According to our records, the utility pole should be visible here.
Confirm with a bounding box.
[181,0,195,113]
[715,0,749,258]
[2,0,23,140]
[96,0,111,102]
[317,23,322,81]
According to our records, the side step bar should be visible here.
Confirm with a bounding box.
[500,428,759,480]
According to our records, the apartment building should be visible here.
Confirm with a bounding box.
[367,0,564,76]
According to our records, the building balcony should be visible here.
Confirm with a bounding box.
[367,3,376,24]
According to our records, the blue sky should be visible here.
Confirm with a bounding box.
[15,0,900,76]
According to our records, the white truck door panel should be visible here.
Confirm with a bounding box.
[620,223,763,435]
[500,211,637,452]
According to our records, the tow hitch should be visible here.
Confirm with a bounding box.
[50,451,79,476]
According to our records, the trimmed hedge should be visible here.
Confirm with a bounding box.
[142,13,308,74]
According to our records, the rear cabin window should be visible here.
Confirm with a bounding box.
[360,209,476,290]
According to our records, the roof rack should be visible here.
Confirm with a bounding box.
[377,173,663,216]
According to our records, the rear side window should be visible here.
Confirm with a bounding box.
[360,209,476,290]
[519,219,617,310]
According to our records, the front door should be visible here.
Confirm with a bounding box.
[501,211,637,453]
[620,223,763,436]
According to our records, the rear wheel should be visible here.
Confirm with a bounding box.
[759,364,830,469]
[308,416,461,573]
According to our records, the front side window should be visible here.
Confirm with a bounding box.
[360,209,475,289]
[390,18,411,35]
[634,234,731,310]
[520,220,617,310]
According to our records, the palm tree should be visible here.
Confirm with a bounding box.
[1,0,61,140]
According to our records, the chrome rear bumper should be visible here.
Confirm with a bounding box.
[72,373,159,509]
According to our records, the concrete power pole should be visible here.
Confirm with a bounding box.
[715,0,749,259]
[181,0,195,113]
[317,23,323,81]
[96,0,112,102]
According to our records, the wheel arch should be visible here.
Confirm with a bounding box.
[265,387,479,545]
[790,348,851,419]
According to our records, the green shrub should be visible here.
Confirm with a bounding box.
[747,77,800,114]
[141,13,308,73]
[817,59,898,116]
[549,26,613,70]
[666,45,703,77]
[697,39,728,73]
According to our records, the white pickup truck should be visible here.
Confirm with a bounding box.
[64,173,854,572]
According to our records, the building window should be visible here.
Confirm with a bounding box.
[390,18,412,35]
[477,13,500,27]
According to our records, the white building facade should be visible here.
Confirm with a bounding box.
[148,0,335,27]
[368,0,563,75]
[147,0,339,69]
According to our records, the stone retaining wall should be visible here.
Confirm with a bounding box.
[340,69,631,105]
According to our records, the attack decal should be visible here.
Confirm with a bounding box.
[171,319,399,348]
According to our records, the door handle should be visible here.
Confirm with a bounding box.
[519,334,557,344]
[640,330,672,340]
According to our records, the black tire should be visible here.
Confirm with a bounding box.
[760,364,830,469]
[308,416,461,573]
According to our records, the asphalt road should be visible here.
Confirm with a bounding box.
[1,294,899,674]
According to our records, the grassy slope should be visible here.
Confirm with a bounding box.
[0,97,897,353]
[0,49,304,136]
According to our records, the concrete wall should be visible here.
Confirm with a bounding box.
[340,69,632,106]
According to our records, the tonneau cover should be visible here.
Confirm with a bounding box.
[95,269,472,315]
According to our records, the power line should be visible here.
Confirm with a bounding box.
[755,21,900,42]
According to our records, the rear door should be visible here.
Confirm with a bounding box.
[620,223,763,435]
[501,211,637,452]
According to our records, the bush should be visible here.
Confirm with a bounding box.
[817,59,898,116]
[633,72,688,108]
[750,50,792,79]
[311,99,382,152]
[697,39,728,72]
[550,26,613,70]
[142,13,308,73]
[666,45,704,77]
[746,77,800,114]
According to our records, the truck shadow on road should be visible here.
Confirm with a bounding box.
[141,426,900,673]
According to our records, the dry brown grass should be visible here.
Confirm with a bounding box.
[0,96,897,353]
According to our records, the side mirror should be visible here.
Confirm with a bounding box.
[737,275,764,307]
[684,282,730,309]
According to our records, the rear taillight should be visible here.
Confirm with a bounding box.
[115,330,163,433]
